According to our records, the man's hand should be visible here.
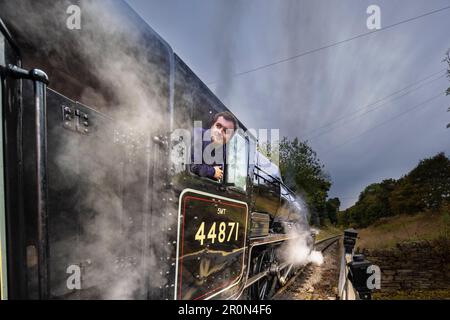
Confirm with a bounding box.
[213,166,223,181]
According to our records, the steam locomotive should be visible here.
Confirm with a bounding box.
[0,0,311,300]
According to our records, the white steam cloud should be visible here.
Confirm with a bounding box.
[1,0,176,299]
[275,194,323,268]
[278,226,324,267]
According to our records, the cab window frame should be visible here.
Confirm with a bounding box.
[225,131,249,193]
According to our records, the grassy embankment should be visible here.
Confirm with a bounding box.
[315,223,343,241]
[356,209,450,250]
[355,208,450,300]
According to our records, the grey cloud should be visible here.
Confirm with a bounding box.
[127,0,450,209]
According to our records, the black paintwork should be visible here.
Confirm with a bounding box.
[176,190,248,300]
[0,0,308,300]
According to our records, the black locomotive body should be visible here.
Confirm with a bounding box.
[0,0,310,300]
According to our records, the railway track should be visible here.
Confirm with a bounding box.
[271,235,342,299]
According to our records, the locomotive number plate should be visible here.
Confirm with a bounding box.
[175,189,248,300]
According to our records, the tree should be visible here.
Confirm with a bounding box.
[278,137,331,226]
[337,209,349,227]
[340,153,450,228]
[389,178,422,215]
[341,179,396,228]
[325,197,340,225]
[399,152,450,212]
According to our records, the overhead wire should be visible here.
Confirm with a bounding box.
[207,5,450,85]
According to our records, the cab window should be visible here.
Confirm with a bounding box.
[226,132,248,191]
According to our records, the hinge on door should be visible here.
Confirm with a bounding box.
[62,104,90,135]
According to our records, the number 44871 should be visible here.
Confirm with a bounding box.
[195,222,239,246]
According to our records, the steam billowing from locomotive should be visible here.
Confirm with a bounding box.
[1,0,174,298]
[275,196,323,268]
[279,227,324,267]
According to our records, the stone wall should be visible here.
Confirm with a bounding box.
[360,238,450,292]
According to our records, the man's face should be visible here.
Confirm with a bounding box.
[210,116,235,145]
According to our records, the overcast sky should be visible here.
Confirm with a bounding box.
[126,0,450,209]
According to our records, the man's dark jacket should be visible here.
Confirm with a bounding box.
[190,128,227,179]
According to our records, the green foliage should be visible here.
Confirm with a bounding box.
[391,153,450,214]
[339,153,450,228]
[325,197,340,225]
[278,137,332,226]
[338,179,396,228]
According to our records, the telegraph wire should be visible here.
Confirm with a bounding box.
[320,92,445,157]
[207,5,450,85]
[306,72,447,141]
[304,69,446,138]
